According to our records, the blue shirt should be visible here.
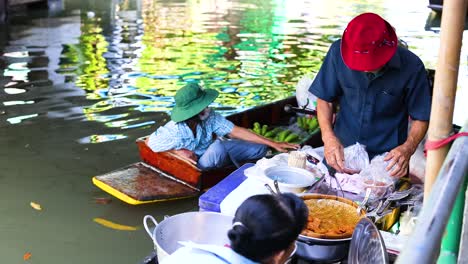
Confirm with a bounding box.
[309,40,431,157]
[147,111,235,156]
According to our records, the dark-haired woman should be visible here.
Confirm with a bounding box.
[161,193,308,264]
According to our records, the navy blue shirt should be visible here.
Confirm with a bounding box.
[309,40,431,158]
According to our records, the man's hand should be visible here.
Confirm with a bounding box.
[384,143,414,178]
[170,149,198,165]
[384,119,428,178]
[323,135,345,172]
[271,142,300,153]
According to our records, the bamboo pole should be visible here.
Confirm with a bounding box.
[396,123,467,263]
[424,0,467,198]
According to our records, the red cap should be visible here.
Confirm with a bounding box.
[341,13,398,72]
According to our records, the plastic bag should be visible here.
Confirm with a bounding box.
[359,153,397,198]
[343,143,369,172]
[409,141,426,183]
[295,76,317,110]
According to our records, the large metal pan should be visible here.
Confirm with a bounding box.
[143,212,233,263]
[296,193,366,263]
[296,233,351,262]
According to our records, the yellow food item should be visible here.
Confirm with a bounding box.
[93,218,139,231]
[302,198,363,238]
[30,202,42,211]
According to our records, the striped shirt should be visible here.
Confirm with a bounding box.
[147,111,234,156]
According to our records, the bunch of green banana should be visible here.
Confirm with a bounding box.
[274,129,301,143]
[251,122,301,143]
[252,122,270,136]
[297,116,319,133]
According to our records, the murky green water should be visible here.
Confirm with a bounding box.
[0,0,466,263]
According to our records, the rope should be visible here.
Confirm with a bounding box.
[424,132,468,156]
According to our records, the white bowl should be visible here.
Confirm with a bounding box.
[263,166,318,193]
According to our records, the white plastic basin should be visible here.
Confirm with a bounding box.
[263,166,318,193]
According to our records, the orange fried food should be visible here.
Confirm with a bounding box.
[301,198,363,239]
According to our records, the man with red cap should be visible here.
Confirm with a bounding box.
[309,13,431,177]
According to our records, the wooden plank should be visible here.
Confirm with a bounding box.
[136,139,202,189]
[93,162,198,205]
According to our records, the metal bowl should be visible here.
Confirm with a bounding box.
[143,212,233,263]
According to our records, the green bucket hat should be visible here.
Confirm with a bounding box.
[171,83,219,122]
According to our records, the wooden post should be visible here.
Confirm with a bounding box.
[424,0,467,198]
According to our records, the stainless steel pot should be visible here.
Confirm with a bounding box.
[143,212,234,263]
[296,234,351,263]
[296,193,366,263]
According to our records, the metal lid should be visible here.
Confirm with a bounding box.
[348,218,389,264]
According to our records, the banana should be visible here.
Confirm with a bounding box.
[284,133,300,143]
[93,218,139,231]
[297,116,305,129]
[277,130,292,142]
[263,130,276,138]
[307,118,318,131]
[253,122,261,134]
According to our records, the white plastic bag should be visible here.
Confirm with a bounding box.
[295,76,317,110]
[343,142,369,172]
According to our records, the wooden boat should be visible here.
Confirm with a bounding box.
[92,96,322,205]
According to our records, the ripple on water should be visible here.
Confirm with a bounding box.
[0,0,463,138]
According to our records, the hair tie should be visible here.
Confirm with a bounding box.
[232,222,246,229]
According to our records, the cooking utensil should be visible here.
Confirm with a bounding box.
[274,180,281,194]
[296,194,366,263]
[385,187,413,201]
[264,183,277,195]
[357,188,372,215]
[143,212,233,263]
[263,166,318,193]
[325,167,345,197]
[296,236,351,263]
[306,173,326,193]
[348,218,389,264]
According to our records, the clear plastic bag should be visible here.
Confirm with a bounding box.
[359,153,397,199]
[343,142,370,173]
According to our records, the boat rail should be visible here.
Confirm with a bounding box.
[396,122,467,263]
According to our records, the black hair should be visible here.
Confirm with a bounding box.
[228,193,308,262]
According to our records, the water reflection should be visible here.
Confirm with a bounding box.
[0,1,466,264]
[3,0,464,134]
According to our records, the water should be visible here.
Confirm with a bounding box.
[0,0,466,263]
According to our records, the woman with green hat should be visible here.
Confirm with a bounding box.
[147,83,299,170]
